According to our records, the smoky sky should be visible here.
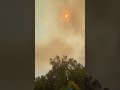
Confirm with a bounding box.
[35,0,85,77]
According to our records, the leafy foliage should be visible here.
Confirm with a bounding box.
[35,56,109,90]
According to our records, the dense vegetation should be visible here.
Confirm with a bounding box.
[35,56,109,90]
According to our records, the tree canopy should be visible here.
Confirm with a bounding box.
[35,56,109,90]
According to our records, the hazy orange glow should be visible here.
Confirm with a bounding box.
[63,9,72,22]
[65,14,68,18]
[35,0,85,77]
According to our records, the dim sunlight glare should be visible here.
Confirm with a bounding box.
[65,14,68,18]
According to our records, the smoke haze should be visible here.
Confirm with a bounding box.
[35,0,85,77]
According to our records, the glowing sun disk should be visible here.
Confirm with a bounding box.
[65,14,68,18]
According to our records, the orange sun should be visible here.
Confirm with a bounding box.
[65,14,68,18]
[63,9,72,22]
[59,9,72,24]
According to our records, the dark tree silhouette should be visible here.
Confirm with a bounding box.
[35,56,109,90]
[85,76,102,90]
